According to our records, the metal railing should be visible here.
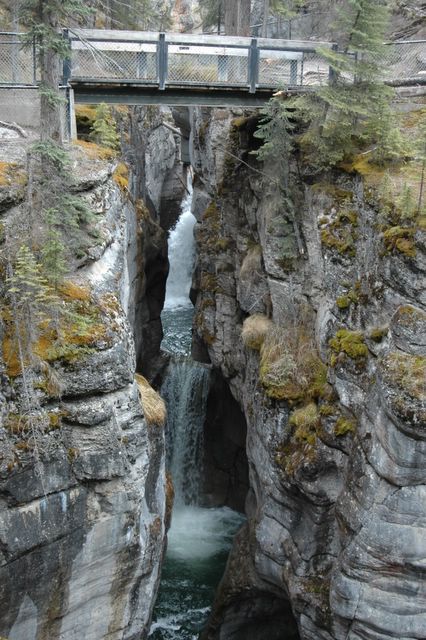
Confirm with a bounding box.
[66,29,336,92]
[0,29,424,92]
[382,40,426,85]
[0,32,38,85]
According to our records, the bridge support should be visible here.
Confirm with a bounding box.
[66,87,77,141]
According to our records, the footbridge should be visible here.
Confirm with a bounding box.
[0,30,424,131]
[64,29,338,107]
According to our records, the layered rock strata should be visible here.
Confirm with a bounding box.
[190,107,426,640]
[0,116,177,639]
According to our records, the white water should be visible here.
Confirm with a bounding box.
[163,180,196,310]
[150,176,244,640]
[161,360,210,506]
[167,505,244,562]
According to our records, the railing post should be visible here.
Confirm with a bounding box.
[62,28,72,85]
[328,43,338,85]
[158,33,168,90]
[248,38,259,94]
[290,60,298,85]
[32,35,37,84]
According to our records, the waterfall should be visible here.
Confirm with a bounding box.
[162,360,210,506]
[164,180,196,310]
[150,175,244,640]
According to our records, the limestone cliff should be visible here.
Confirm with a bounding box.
[190,102,426,640]
[0,110,180,639]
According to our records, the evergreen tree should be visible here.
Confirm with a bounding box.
[198,0,224,32]
[416,113,426,216]
[291,0,402,170]
[199,0,250,35]
[90,103,120,149]
[20,0,92,143]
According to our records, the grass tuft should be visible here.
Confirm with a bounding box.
[135,373,166,427]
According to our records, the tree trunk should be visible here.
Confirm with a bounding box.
[261,0,269,37]
[11,1,20,83]
[39,3,62,143]
[224,0,251,36]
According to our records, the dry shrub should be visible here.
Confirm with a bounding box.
[240,244,262,279]
[135,373,166,427]
[259,325,327,402]
[242,314,273,350]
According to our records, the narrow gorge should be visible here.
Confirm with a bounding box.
[0,2,425,637]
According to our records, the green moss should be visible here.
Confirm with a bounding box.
[383,226,416,257]
[319,402,336,416]
[215,237,231,251]
[312,183,353,203]
[321,227,356,257]
[202,202,219,221]
[231,116,251,129]
[369,326,388,342]
[289,403,320,445]
[337,209,358,226]
[329,329,368,360]
[200,272,218,293]
[336,295,351,309]
[334,416,356,436]
[67,448,79,463]
[275,440,317,476]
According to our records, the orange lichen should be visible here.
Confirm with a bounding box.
[73,139,116,161]
[113,162,129,192]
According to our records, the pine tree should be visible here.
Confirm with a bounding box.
[416,113,426,216]
[291,0,402,171]
[20,0,92,143]
[254,96,294,188]
[90,103,120,149]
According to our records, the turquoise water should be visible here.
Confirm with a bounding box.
[151,177,244,640]
[149,506,244,640]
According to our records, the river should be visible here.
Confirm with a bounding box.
[148,178,244,640]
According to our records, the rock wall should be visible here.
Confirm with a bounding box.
[124,106,186,377]
[190,106,426,640]
[0,118,176,639]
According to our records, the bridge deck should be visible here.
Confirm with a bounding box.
[0,30,424,107]
[66,29,335,102]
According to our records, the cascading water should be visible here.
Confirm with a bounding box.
[149,176,244,640]
[162,360,210,506]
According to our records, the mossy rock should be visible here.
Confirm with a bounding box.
[383,226,416,258]
[329,329,368,360]
[380,352,426,400]
[334,416,356,436]
[368,326,389,343]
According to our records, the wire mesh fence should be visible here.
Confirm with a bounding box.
[70,42,158,81]
[0,33,37,85]
[0,30,424,91]
[167,46,249,85]
[382,41,426,84]
[258,49,331,87]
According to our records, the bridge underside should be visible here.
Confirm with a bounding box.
[71,83,278,107]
